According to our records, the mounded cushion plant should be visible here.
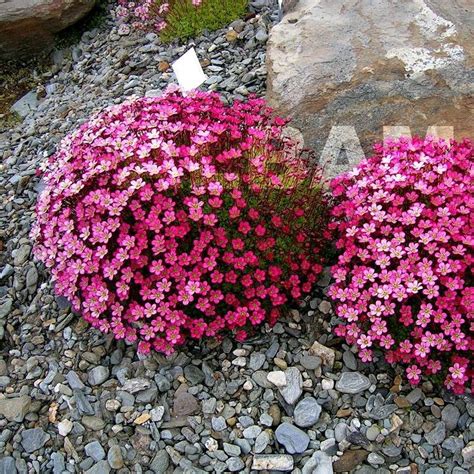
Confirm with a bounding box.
[116,0,248,42]
[329,136,473,393]
[32,87,329,355]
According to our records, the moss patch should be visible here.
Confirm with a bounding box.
[160,0,249,43]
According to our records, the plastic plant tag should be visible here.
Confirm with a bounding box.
[172,47,207,93]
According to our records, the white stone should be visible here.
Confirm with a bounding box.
[58,419,73,436]
[322,378,335,390]
[205,437,219,452]
[267,371,287,387]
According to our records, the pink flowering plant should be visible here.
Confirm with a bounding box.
[115,0,248,42]
[329,136,473,394]
[32,88,329,355]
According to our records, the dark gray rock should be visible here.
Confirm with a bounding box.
[184,365,205,385]
[425,422,446,445]
[150,450,170,473]
[21,428,51,453]
[442,404,460,431]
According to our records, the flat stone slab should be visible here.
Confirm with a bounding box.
[267,0,474,176]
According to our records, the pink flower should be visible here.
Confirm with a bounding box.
[406,365,421,385]
[32,88,329,356]
[329,137,473,393]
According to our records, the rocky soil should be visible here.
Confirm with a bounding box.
[0,1,473,473]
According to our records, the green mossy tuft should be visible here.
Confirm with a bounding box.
[160,0,248,43]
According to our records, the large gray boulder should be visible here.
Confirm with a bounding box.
[0,0,96,60]
[267,0,474,176]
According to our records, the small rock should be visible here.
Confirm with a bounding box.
[150,450,170,473]
[367,452,384,465]
[21,428,51,453]
[212,416,227,432]
[299,355,321,371]
[11,92,38,118]
[0,395,31,422]
[134,413,151,425]
[243,425,262,439]
[333,449,368,472]
[343,351,358,370]
[0,457,17,474]
[321,378,334,390]
[394,396,411,408]
[366,425,380,441]
[85,441,106,461]
[226,457,244,472]
[279,367,303,405]
[121,378,151,393]
[425,421,446,445]
[226,30,239,42]
[406,388,422,404]
[51,452,65,474]
[66,371,85,390]
[462,441,474,466]
[370,404,397,420]
[0,299,13,319]
[335,372,370,394]
[294,397,322,427]
[249,352,266,371]
[0,264,14,281]
[232,356,247,367]
[267,371,286,387]
[82,416,106,431]
[318,300,332,314]
[275,422,310,454]
[26,265,38,289]
[302,451,334,474]
[184,365,205,385]
[88,366,109,386]
[13,244,31,265]
[347,430,369,447]
[442,436,464,452]
[223,443,241,457]
[158,61,170,72]
[252,454,294,471]
[173,390,199,416]
[441,404,460,431]
[58,419,73,436]
[85,461,110,474]
[309,341,335,368]
[255,28,268,43]
[269,404,281,426]
[107,446,124,469]
[254,431,270,453]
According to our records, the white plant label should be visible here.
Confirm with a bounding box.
[172,47,207,93]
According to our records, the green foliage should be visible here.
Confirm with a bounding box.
[160,0,248,43]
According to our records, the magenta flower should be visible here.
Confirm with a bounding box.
[329,137,473,393]
[32,87,329,355]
